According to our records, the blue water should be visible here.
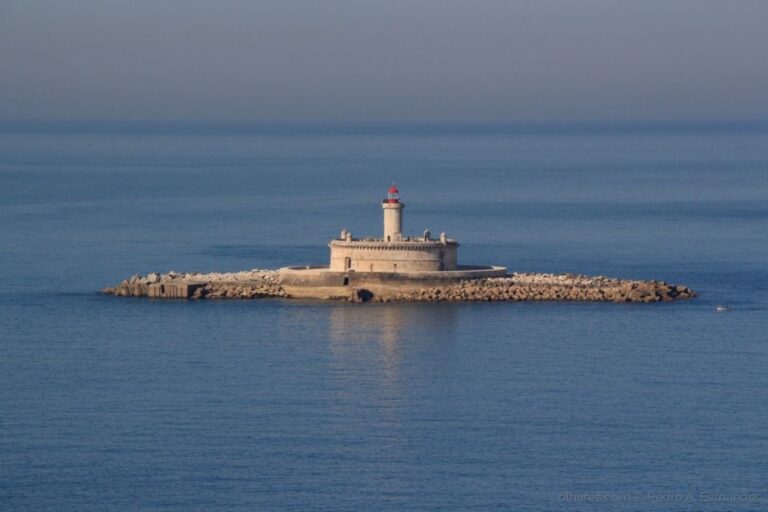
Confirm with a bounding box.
[1,122,767,511]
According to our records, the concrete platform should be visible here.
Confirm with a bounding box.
[147,282,206,298]
[279,265,507,300]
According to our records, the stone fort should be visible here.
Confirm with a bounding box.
[329,185,458,273]
[280,186,506,300]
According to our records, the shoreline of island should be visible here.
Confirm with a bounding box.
[103,269,696,303]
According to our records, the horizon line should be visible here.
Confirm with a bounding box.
[2,118,768,135]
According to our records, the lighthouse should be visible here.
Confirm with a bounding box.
[282,184,506,297]
[382,185,404,242]
[325,185,461,273]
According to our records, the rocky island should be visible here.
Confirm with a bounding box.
[104,187,695,304]
[104,269,695,303]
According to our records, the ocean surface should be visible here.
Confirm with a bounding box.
[1,122,767,511]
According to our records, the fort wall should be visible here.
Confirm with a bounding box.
[329,240,458,272]
[279,265,506,299]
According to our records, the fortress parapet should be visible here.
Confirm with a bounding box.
[328,238,458,273]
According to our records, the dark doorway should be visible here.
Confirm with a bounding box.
[356,289,374,302]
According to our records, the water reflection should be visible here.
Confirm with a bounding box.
[329,302,458,345]
[328,303,458,384]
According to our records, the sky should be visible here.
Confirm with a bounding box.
[1,0,766,123]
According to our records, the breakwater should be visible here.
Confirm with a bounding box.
[376,273,695,303]
[103,270,285,299]
[104,269,695,303]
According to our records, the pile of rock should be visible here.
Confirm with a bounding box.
[190,282,286,300]
[103,269,285,299]
[369,273,695,303]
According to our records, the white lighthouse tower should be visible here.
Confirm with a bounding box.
[382,185,404,242]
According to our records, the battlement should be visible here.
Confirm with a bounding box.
[329,237,458,247]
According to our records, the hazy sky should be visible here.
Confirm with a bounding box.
[1,0,766,122]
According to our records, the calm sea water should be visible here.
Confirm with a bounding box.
[1,122,767,511]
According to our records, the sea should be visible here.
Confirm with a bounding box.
[1,121,767,511]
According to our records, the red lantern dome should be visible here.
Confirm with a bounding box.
[386,185,400,203]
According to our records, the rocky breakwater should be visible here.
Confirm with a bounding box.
[103,269,285,299]
[368,273,696,303]
[105,269,695,303]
